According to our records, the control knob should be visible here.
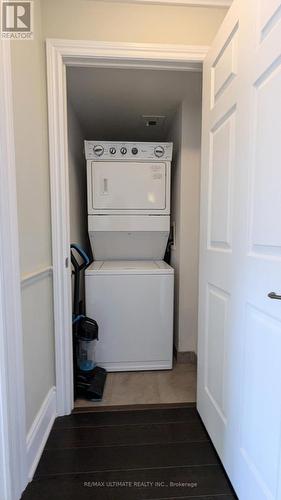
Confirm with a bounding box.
[131,147,138,155]
[93,145,104,157]
[154,146,164,158]
[120,147,127,155]
[109,147,116,155]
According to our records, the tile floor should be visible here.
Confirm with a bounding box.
[75,361,197,408]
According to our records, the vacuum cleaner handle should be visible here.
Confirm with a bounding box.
[70,244,90,272]
[71,244,91,317]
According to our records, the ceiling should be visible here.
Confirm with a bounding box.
[66,67,202,141]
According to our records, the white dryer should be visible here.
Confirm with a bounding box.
[85,141,172,260]
[84,141,174,371]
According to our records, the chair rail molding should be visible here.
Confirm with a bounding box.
[21,266,53,288]
[46,38,209,416]
[0,40,27,500]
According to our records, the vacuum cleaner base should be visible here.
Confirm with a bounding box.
[76,366,107,401]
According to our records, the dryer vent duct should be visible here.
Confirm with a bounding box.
[142,115,166,128]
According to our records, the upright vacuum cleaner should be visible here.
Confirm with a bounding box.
[71,244,107,401]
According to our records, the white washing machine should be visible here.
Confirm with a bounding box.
[84,141,174,371]
[85,260,174,371]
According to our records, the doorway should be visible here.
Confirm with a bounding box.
[66,65,201,409]
[46,40,207,415]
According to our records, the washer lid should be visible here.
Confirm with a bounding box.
[85,260,174,275]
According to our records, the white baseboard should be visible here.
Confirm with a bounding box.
[26,386,56,481]
[99,360,173,371]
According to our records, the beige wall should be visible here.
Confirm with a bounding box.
[10,0,226,433]
[170,85,202,355]
[21,276,55,432]
[11,0,55,433]
[42,0,227,45]
[12,3,51,274]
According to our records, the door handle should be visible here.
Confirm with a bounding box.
[268,292,281,300]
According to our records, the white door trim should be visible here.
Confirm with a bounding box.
[0,40,27,500]
[47,39,209,71]
[46,39,209,415]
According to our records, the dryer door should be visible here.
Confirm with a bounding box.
[88,161,167,213]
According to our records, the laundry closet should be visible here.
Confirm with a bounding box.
[66,67,202,407]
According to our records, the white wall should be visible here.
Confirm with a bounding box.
[67,102,89,251]
[11,0,55,433]
[169,85,202,355]
[67,101,90,310]
[179,99,201,353]
[169,105,182,350]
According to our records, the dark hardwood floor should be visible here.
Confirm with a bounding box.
[21,405,237,499]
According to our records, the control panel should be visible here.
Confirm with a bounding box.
[84,141,173,161]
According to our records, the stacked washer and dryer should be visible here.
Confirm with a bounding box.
[84,141,174,372]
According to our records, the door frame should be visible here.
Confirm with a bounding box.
[46,39,208,415]
[0,40,27,500]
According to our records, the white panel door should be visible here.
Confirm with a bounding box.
[91,161,166,210]
[198,0,240,473]
[198,0,281,499]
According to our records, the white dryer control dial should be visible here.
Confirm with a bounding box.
[154,146,164,158]
[93,145,104,156]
